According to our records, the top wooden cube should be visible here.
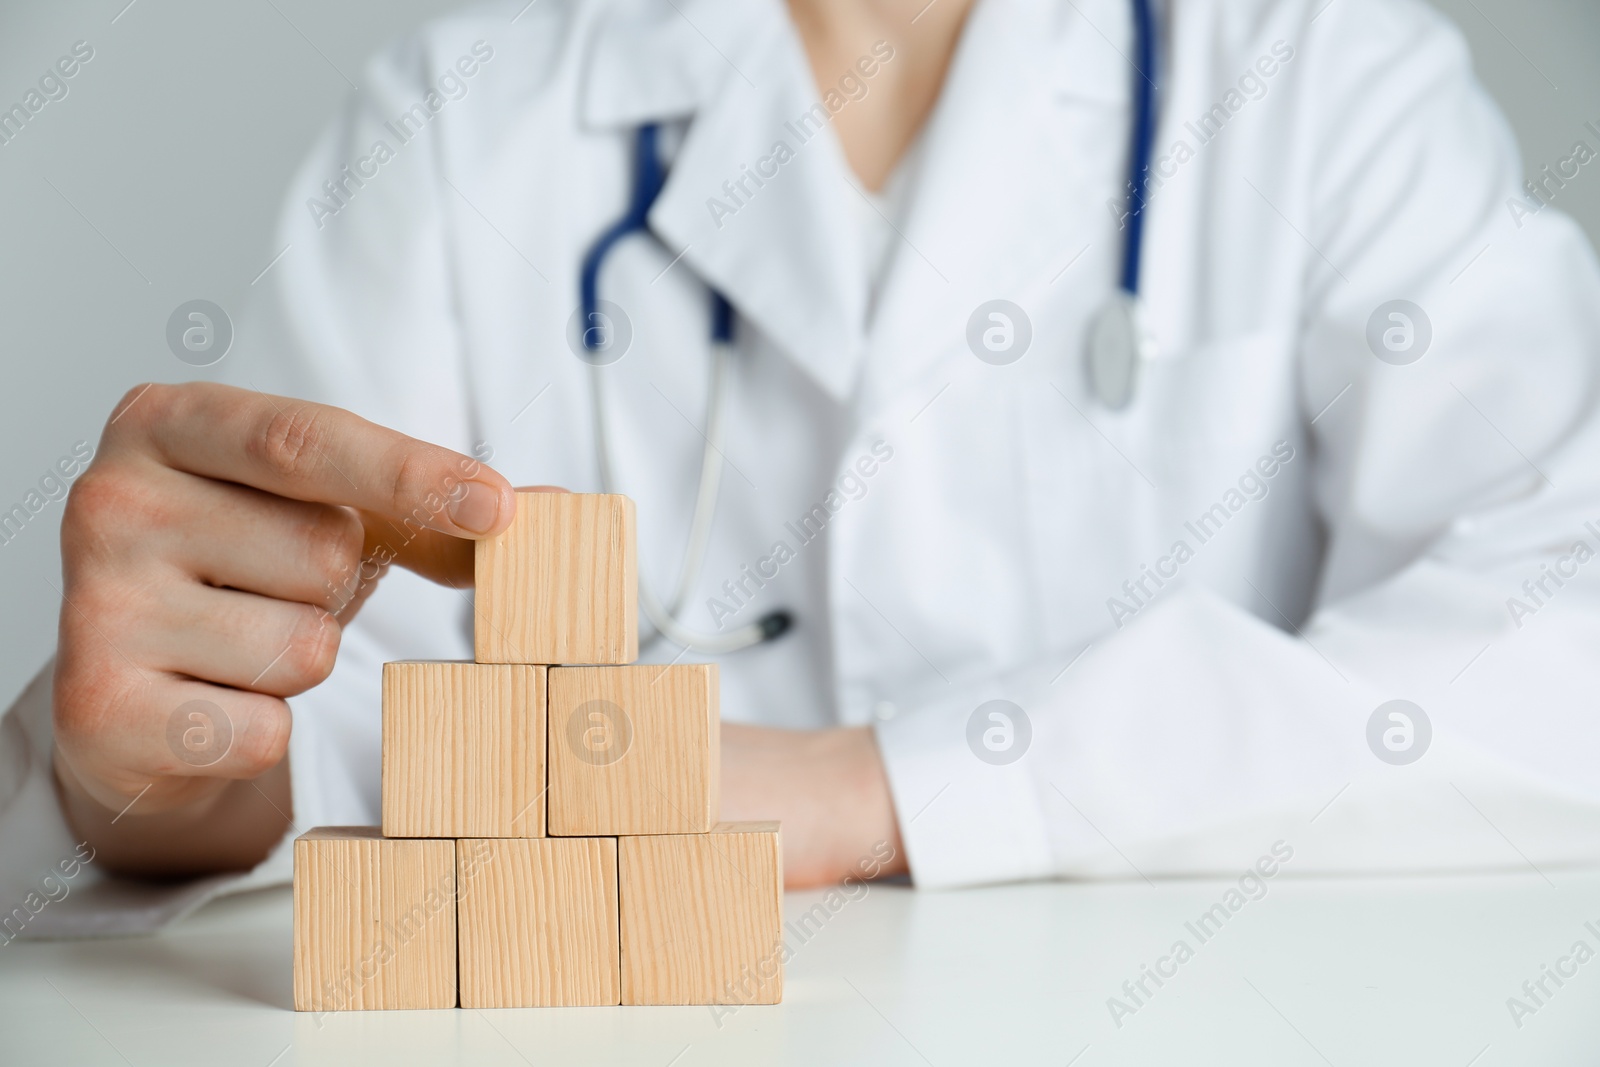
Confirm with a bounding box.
[475,493,638,665]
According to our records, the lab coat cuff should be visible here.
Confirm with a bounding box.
[873,685,1055,890]
[0,661,295,939]
[0,661,95,939]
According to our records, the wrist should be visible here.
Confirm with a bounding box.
[828,727,908,882]
[52,751,292,879]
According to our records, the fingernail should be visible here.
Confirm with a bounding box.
[448,481,502,534]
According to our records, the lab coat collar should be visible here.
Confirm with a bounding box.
[580,0,1132,127]
[579,0,1132,404]
[580,0,769,128]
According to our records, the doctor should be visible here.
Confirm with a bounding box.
[16,0,1600,907]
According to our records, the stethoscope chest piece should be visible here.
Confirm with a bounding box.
[1086,290,1151,411]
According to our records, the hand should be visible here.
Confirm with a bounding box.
[719,723,908,888]
[52,382,516,875]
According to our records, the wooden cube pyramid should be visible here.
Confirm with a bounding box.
[293,491,782,1011]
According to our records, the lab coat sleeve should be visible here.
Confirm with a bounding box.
[876,1,1600,889]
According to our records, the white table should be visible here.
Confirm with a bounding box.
[3,871,1598,1065]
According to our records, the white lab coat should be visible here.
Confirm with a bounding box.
[7,0,1600,929]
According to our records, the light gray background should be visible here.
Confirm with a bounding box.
[1,0,1596,708]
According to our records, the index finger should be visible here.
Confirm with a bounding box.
[119,382,514,537]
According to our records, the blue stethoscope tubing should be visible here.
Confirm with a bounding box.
[1087,0,1160,410]
[579,0,1157,649]
[579,124,791,655]
[580,124,734,347]
[1123,0,1158,296]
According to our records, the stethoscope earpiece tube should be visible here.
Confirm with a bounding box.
[1088,0,1160,411]
[1120,0,1158,298]
[578,124,666,350]
[581,124,792,655]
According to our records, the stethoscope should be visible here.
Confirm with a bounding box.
[577,0,1158,652]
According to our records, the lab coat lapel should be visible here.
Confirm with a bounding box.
[864,0,1130,397]
[627,0,868,403]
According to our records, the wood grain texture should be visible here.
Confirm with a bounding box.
[547,664,719,836]
[456,837,621,1007]
[381,662,546,839]
[292,827,457,1011]
[474,492,638,665]
[619,822,783,1005]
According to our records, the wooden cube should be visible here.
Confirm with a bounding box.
[381,662,546,839]
[292,827,456,1011]
[547,664,719,836]
[475,492,638,665]
[456,837,621,1007]
[619,822,783,1005]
